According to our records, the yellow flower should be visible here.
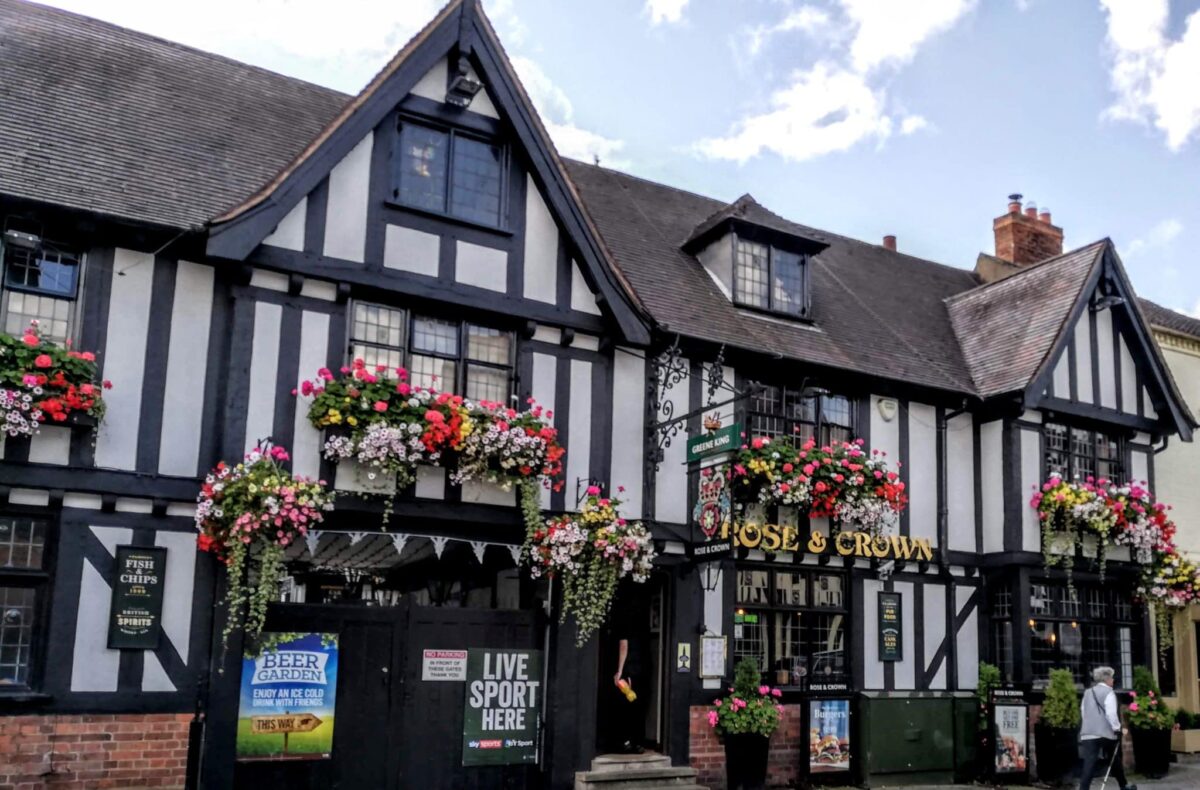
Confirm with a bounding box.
[347,416,358,427]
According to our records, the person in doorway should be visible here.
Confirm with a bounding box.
[609,584,648,754]
[1077,666,1137,790]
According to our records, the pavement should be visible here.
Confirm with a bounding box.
[872,753,1200,790]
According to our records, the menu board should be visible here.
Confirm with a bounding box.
[878,591,902,662]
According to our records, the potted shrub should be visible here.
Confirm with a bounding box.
[1171,709,1200,753]
[1034,668,1080,786]
[1128,666,1172,777]
[976,662,1001,779]
[705,658,784,790]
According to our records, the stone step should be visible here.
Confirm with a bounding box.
[591,752,673,771]
[574,765,702,790]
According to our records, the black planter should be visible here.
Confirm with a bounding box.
[1131,726,1171,778]
[1033,723,1078,786]
[723,733,770,790]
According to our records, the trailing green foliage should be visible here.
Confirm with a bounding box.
[977,662,1002,732]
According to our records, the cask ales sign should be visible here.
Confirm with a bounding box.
[107,546,167,650]
[878,591,902,661]
[462,649,542,766]
[719,521,934,562]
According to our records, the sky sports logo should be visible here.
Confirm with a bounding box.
[467,740,503,749]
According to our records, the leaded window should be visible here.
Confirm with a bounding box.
[733,567,848,689]
[733,239,809,317]
[1044,422,1123,482]
[394,121,505,227]
[349,303,513,403]
[749,387,853,447]
[0,515,50,689]
[1,242,81,344]
[1024,581,1139,687]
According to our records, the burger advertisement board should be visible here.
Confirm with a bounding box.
[809,699,851,774]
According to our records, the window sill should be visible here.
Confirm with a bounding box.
[0,690,52,706]
[382,200,514,238]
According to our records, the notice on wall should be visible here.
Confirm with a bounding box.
[107,546,167,650]
[700,635,727,679]
[994,703,1028,774]
[809,699,851,774]
[422,649,468,681]
[236,633,338,761]
[462,649,542,766]
[878,591,902,662]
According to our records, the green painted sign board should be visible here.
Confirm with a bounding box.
[107,546,167,650]
[687,423,742,462]
[878,591,902,662]
[462,648,542,766]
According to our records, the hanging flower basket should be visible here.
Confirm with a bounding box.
[298,359,563,532]
[729,436,906,535]
[195,444,334,656]
[525,488,655,645]
[0,321,110,437]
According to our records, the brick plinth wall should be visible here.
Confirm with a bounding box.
[0,714,191,789]
[689,704,803,789]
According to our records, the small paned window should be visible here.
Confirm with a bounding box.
[1044,421,1124,482]
[733,239,808,317]
[733,568,849,688]
[348,303,513,402]
[749,388,853,447]
[1,244,81,344]
[0,515,50,689]
[394,121,505,227]
[1022,581,1140,687]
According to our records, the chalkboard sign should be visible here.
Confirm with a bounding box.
[878,591,902,662]
[107,546,167,650]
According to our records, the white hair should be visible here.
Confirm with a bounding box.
[1093,666,1115,684]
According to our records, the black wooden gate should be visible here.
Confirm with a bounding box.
[231,601,542,790]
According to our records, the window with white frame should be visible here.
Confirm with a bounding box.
[749,387,853,448]
[733,239,808,317]
[393,120,505,227]
[1043,421,1123,482]
[0,514,50,690]
[349,302,513,403]
[1,242,81,344]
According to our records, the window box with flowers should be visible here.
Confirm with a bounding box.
[1,321,109,438]
[298,359,564,533]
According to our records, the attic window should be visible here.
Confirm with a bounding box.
[734,238,809,317]
[394,120,505,227]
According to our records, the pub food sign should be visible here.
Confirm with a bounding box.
[107,546,167,650]
[878,591,902,662]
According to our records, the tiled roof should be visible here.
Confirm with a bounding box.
[945,241,1106,397]
[0,0,349,229]
[565,161,983,394]
[1140,299,1200,340]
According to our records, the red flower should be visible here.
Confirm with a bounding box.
[197,534,216,553]
[34,354,53,368]
[21,334,38,347]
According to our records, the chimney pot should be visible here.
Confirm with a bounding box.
[882,235,897,251]
[1024,201,1038,219]
[1038,209,1051,224]
[1007,193,1023,213]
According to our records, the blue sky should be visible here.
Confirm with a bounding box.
[46,0,1200,313]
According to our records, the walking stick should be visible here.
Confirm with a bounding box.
[1098,738,1121,790]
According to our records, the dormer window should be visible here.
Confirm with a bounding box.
[394,120,506,227]
[734,238,808,317]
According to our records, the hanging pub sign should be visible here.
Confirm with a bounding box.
[992,689,1028,777]
[687,423,742,462]
[107,546,167,650]
[236,633,339,761]
[719,521,935,562]
[809,699,851,774]
[462,648,542,766]
[878,591,902,662]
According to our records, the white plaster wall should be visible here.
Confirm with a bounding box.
[29,427,70,465]
[956,586,980,689]
[155,530,198,677]
[1074,316,1094,404]
[410,57,447,101]
[523,177,558,304]
[907,403,937,542]
[1096,309,1117,409]
[1156,344,1200,554]
[94,249,155,470]
[262,196,306,251]
[924,583,947,690]
[863,579,884,689]
[1144,386,1158,419]
[893,581,916,689]
[1051,352,1070,398]
[1020,427,1042,552]
[696,233,733,299]
[655,358,690,525]
[1120,336,1138,414]
[71,526,130,692]
[566,359,593,510]
[947,413,976,552]
[158,261,214,477]
[611,349,645,517]
[570,261,601,315]
[980,421,1004,553]
[244,302,283,454]
[384,225,440,276]
[869,395,901,461]
[324,134,372,263]
[291,310,331,479]
[455,241,507,292]
[531,353,557,510]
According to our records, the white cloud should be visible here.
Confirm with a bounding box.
[510,56,628,166]
[1124,217,1183,259]
[698,0,971,163]
[646,0,689,26]
[1101,0,1200,150]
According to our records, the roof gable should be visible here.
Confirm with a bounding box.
[205,0,649,344]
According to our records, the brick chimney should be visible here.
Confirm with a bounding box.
[993,193,1063,265]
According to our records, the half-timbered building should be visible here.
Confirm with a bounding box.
[0,1,1195,788]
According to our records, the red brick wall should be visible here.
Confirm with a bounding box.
[0,714,191,789]
[689,704,803,789]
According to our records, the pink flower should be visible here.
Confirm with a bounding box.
[374,400,388,412]
[771,688,782,698]
[21,334,38,347]
[707,710,719,727]
[22,374,38,387]
[34,354,52,368]
[751,437,764,449]
[587,485,601,496]
[397,383,411,396]
[758,685,770,695]
[1129,702,1139,712]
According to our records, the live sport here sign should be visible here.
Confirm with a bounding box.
[462,648,542,766]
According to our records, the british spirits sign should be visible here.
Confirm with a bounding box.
[107,546,167,650]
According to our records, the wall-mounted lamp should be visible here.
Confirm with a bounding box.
[446,72,483,108]
[1092,294,1125,312]
[700,563,722,593]
[3,228,40,249]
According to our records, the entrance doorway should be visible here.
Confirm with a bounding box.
[596,574,666,754]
